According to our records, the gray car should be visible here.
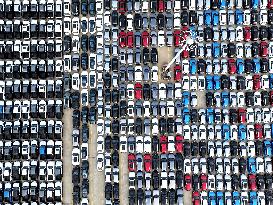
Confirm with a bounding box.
[143,66,150,81]
[127,49,134,65]
[151,100,158,116]
[151,83,158,99]
[136,154,143,171]
[119,48,126,65]
[119,83,126,99]
[135,48,141,65]
[144,118,150,135]
[127,66,134,81]
[166,31,173,47]
[142,14,149,30]
[128,136,135,153]
[151,31,157,46]
[119,66,127,82]
[166,13,173,30]
[159,101,166,116]
[135,31,141,47]
[135,100,143,116]
[150,14,157,30]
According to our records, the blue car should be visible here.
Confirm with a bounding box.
[269,74,273,88]
[251,0,259,9]
[4,185,12,203]
[40,144,46,159]
[248,157,256,173]
[213,76,221,90]
[222,124,230,140]
[271,124,273,138]
[216,192,224,205]
[221,91,230,107]
[206,108,214,124]
[205,10,212,25]
[189,26,197,40]
[238,124,247,140]
[182,92,190,107]
[264,140,272,156]
[183,108,191,124]
[253,58,260,73]
[206,76,213,90]
[212,42,220,58]
[249,191,258,205]
[232,192,240,205]
[235,9,244,24]
[190,59,197,74]
[219,0,227,8]
[212,10,219,26]
[0,103,3,119]
[236,59,245,74]
[208,191,216,205]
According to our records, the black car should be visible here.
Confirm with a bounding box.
[181,10,189,25]
[112,120,119,135]
[152,170,160,189]
[237,76,245,90]
[259,26,268,40]
[120,100,127,117]
[72,0,80,16]
[175,153,183,170]
[105,88,111,103]
[150,0,157,12]
[112,57,119,72]
[160,189,167,205]
[152,153,159,170]
[262,91,270,106]
[112,135,119,151]
[251,26,259,41]
[206,92,214,106]
[89,35,97,52]
[63,36,72,53]
[191,109,198,123]
[143,48,150,65]
[245,92,254,106]
[119,14,127,30]
[176,170,183,188]
[256,174,265,190]
[239,157,247,173]
[113,183,119,200]
[89,89,97,106]
[167,118,174,134]
[204,27,212,42]
[199,141,207,157]
[112,103,119,119]
[72,166,80,184]
[251,9,259,25]
[261,58,269,73]
[129,189,135,205]
[135,118,142,135]
[143,84,150,100]
[192,174,199,191]
[221,75,230,90]
[229,109,238,123]
[82,179,89,198]
[252,42,259,57]
[181,0,189,9]
[230,141,238,156]
[243,0,251,8]
[137,188,144,205]
[255,140,263,156]
[72,110,80,128]
[207,157,215,174]
[81,106,89,125]
[151,48,158,64]
[134,14,142,30]
[231,174,239,190]
[228,43,236,57]
[104,73,111,88]
[105,183,112,200]
[189,11,197,25]
[265,174,273,190]
[197,59,206,74]
[112,89,119,103]
[191,141,198,156]
[269,26,273,40]
[112,10,119,26]
[105,135,111,152]
[157,13,165,30]
[159,118,166,134]
[169,189,176,205]
[184,141,191,157]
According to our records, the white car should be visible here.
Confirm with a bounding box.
[256,157,264,173]
[81,143,89,160]
[158,31,165,47]
[97,154,104,171]
[247,140,255,156]
[192,158,199,174]
[168,136,175,153]
[208,175,215,190]
[143,136,151,153]
[216,158,223,174]
[72,148,80,166]
[136,136,143,153]
[183,159,191,174]
[72,17,79,35]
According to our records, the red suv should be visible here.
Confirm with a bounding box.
[142,31,149,47]
[174,65,182,81]
[260,41,268,57]
[127,31,134,48]
[119,31,127,48]
[248,174,257,191]
[118,0,126,14]
[253,75,261,90]
[192,191,201,205]
[158,0,165,12]
[200,174,207,191]
[160,135,167,153]
[184,174,192,191]
[228,59,236,74]
[244,27,251,41]
[254,124,263,139]
[134,83,142,99]
[128,154,136,172]
[173,30,181,47]
[144,154,152,172]
[238,108,246,123]
[175,135,183,153]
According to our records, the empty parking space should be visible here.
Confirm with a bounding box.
[183,191,192,205]
[89,124,104,205]
[62,109,73,204]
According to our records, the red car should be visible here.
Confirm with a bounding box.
[158,0,165,12]
[119,31,127,48]
[181,49,189,58]
[174,65,182,81]
[200,174,207,191]
[268,0,273,9]
[181,26,189,41]
[160,135,167,153]
[270,91,273,105]
[248,174,257,191]
[144,154,152,172]
[134,83,142,99]
[260,41,268,57]
[228,59,236,74]
[254,124,263,139]
[173,30,181,47]
[142,31,149,47]
[192,191,201,205]
[244,27,251,41]
[184,174,192,191]
[128,154,136,172]
[127,31,134,48]
[175,135,183,153]
[238,108,246,123]
[118,0,126,14]
[253,75,261,90]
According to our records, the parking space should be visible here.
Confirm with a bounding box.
[89,124,105,205]
[62,109,73,204]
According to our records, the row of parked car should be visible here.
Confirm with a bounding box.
[0,0,63,19]
[0,99,63,120]
[0,59,63,80]
[100,0,273,12]
[1,80,63,100]
[0,19,63,40]
[0,180,62,203]
[0,120,63,140]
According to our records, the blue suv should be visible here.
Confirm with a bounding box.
[222,124,230,140]
[238,124,247,140]
[248,157,257,173]
[236,59,245,74]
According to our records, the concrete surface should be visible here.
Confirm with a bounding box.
[89,124,105,205]
[62,109,73,204]
[119,153,129,205]
[158,46,174,82]
[184,190,192,205]
[196,90,206,108]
